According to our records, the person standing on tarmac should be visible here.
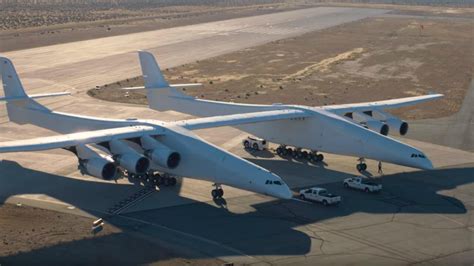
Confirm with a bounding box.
[378,161,384,175]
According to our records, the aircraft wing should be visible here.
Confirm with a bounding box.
[323,94,444,114]
[0,125,159,153]
[173,109,309,130]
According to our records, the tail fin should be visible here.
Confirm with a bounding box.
[1,57,27,98]
[137,51,192,111]
[1,57,52,124]
[138,51,169,89]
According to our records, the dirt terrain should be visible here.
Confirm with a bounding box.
[0,203,221,265]
[90,15,473,120]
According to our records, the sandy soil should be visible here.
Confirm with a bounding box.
[90,15,473,120]
[0,203,221,265]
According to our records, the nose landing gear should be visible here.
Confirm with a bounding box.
[211,183,224,199]
[356,158,367,172]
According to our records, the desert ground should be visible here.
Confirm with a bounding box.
[90,14,473,120]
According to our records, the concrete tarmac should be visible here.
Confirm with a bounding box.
[409,79,474,152]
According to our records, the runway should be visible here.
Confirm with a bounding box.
[409,79,474,152]
[0,6,473,265]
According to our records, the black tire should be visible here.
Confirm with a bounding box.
[292,150,299,159]
[302,151,308,159]
[322,200,328,206]
[362,163,367,171]
[286,148,293,157]
[211,189,219,199]
[317,154,324,162]
[300,194,306,200]
[218,189,224,197]
[364,187,370,193]
[253,143,259,150]
[163,178,170,186]
[356,164,362,172]
[243,141,250,149]
[276,147,283,156]
[170,177,177,186]
[344,183,349,188]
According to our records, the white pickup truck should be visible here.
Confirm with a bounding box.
[299,187,342,206]
[343,177,382,193]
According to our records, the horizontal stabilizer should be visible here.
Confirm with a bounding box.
[121,83,202,91]
[0,92,71,102]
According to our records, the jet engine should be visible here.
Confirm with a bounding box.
[107,140,150,174]
[371,110,408,136]
[81,157,117,180]
[141,135,181,169]
[352,112,389,136]
[74,145,117,180]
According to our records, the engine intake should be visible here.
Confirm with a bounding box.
[141,135,181,169]
[352,112,389,135]
[82,157,117,180]
[372,110,409,136]
[116,153,150,174]
[108,140,150,174]
[74,145,117,180]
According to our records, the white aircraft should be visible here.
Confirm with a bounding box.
[135,51,442,171]
[0,56,295,200]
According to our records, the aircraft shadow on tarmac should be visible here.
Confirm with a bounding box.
[0,159,472,263]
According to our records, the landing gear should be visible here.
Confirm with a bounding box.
[276,146,325,163]
[309,151,324,163]
[158,173,177,186]
[356,158,367,172]
[211,184,224,199]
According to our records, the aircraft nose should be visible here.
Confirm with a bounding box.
[421,158,434,170]
[272,185,293,199]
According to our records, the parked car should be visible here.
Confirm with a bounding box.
[242,136,268,151]
[343,176,382,193]
[299,187,342,206]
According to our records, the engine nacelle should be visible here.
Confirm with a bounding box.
[108,140,150,174]
[115,153,150,174]
[74,145,117,180]
[82,157,117,180]
[141,135,181,169]
[372,110,409,136]
[352,112,389,135]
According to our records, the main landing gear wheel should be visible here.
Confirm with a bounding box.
[309,152,324,163]
[276,146,284,156]
[211,184,224,199]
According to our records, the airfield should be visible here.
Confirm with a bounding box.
[0,5,473,265]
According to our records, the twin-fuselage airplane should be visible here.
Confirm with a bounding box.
[0,51,441,200]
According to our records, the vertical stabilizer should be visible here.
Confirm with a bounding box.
[0,56,50,124]
[1,57,27,98]
[138,51,169,89]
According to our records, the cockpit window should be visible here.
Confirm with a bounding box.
[265,180,284,185]
[411,153,426,158]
